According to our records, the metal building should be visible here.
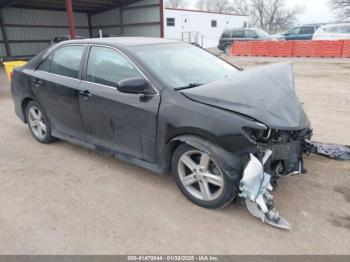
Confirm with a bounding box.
[0,0,163,59]
[0,0,248,59]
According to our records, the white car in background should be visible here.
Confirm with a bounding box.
[313,23,350,40]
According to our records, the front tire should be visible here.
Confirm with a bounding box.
[26,101,54,144]
[172,144,237,209]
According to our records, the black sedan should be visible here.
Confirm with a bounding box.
[11,37,312,229]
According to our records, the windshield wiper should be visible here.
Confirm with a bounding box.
[174,83,204,91]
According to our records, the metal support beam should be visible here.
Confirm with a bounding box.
[87,13,93,38]
[160,0,164,38]
[65,0,76,39]
[0,10,10,57]
[120,8,124,35]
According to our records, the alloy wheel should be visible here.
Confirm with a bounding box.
[178,150,224,201]
[28,106,47,140]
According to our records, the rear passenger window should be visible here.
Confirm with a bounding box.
[50,46,85,79]
[38,55,52,72]
[301,27,314,34]
[338,25,350,33]
[87,46,142,87]
[232,30,244,38]
[244,30,257,38]
[221,31,232,38]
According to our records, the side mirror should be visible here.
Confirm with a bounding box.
[117,77,154,95]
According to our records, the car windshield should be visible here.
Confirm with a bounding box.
[129,43,238,89]
[255,28,270,38]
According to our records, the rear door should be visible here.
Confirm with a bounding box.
[299,26,315,40]
[232,29,245,40]
[31,45,87,139]
[78,45,160,162]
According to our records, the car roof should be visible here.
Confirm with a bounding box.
[59,37,181,47]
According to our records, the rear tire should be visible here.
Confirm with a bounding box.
[224,44,231,55]
[172,144,237,209]
[26,101,54,144]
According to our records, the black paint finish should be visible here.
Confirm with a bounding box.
[11,37,311,182]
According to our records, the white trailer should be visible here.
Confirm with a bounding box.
[163,8,249,48]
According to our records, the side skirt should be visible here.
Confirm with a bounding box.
[51,131,167,175]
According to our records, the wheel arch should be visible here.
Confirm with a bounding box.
[21,97,35,123]
[166,134,245,182]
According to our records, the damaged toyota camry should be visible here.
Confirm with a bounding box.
[11,38,313,230]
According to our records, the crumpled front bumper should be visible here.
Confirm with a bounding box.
[258,140,306,178]
[239,150,292,230]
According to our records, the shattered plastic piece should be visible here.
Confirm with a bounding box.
[240,151,292,231]
[306,141,350,161]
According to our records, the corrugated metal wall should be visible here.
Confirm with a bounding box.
[0,7,89,58]
[0,0,161,59]
[91,0,161,38]
[91,8,122,37]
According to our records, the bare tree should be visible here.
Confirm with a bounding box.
[195,0,250,14]
[330,0,350,20]
[250,0,304,33]
[196,0,235,13]
[250,0,265,27]
[232,0,249,15]
[166,0,188,8]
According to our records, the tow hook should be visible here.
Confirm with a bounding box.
[239,150,292,231]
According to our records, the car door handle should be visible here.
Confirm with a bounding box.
[79,90,92,99]
[33,78,42,85]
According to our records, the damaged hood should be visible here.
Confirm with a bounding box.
[182,63,310,130]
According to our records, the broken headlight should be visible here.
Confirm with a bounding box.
[245,128,312,145]
[243,127,266,143]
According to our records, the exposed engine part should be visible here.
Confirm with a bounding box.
[244,128,312,145]
[239,151,292,231]
[305,141,350,161]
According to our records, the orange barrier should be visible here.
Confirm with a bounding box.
[230,40,350,58]
[231,41,252,56]
[342,40,350,58]
[251,41,270,56]
[314,40,344,58]
[293,41,317,57]
[268,41,294,57]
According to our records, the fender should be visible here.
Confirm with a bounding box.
[170,135,248,182]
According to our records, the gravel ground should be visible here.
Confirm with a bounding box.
[0,56,349,255]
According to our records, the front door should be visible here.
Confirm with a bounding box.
[31,45,87,139]
[78,46,160,162]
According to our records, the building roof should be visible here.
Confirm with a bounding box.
[0,0,145,14]
[165,7,248,17]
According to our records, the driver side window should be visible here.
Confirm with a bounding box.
[86,46,142,87]
[288,27,301,35]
